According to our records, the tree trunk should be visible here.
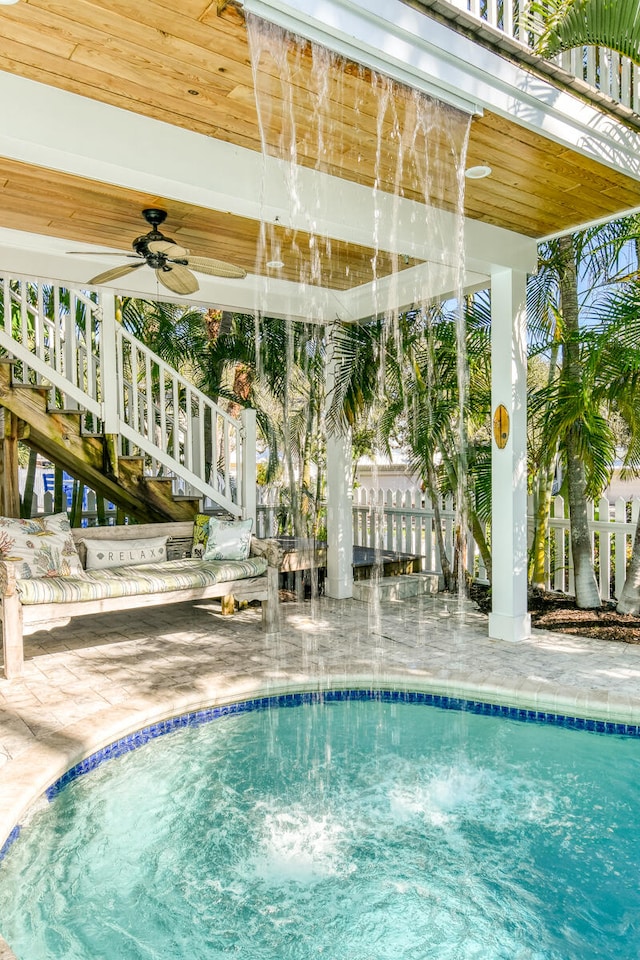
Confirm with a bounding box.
[617,513,640,614]
[424,461,454,592]
[54,464,65,515]
[558,234,601,609]
[469,509,492,583]
[530,341,560,589]
[20,447,38,519]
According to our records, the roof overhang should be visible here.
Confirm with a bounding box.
[0,0,639,320]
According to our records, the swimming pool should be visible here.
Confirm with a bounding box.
[1,691,639,959]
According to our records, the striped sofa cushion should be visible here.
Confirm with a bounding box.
[15,556,268,605]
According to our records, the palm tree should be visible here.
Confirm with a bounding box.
[587,275,640,614]
[327,300,492,592]
[204,313,328,536]
[526,218,640,608]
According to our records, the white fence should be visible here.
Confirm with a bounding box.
[258,485,640,600]
[352,487,489,581]
[26,489,118,527]
[543,494,640,601]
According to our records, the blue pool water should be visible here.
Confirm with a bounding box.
[1,696,640,959]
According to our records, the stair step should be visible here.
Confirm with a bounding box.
[11,382,50,395]
[352,573,439,603]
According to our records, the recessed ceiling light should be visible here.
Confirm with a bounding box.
[266,260,284,269]
[465,165,492,179]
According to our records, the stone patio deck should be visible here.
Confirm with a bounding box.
[2,591,640,860]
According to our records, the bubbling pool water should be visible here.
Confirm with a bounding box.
[1,698,640,960]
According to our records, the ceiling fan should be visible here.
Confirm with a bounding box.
[69,208,247,295]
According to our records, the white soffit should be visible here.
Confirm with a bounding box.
[244,0,640,181]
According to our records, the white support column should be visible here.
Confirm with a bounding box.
[325,353,353,599]
[488,268,531,642]
[240,407,257,525]
[99,293,120,434]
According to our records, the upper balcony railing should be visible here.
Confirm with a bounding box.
[434,0,640,116]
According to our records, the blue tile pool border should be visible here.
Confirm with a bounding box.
[1,687,639,862]
[44,689,640,802]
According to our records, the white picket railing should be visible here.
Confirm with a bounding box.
[255,486,490,581]
[352,487,489,581]
[258,485,640,599]
[541,494,640,601]
[438,0,640,114]
[0,273,257,519]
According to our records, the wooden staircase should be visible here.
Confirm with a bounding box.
[0,359,199,522]
[0,274,257,524]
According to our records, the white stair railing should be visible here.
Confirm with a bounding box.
[0,273,256,519]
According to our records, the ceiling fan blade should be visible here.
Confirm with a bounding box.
[147,240,190,257]
[68,250,136,257]
[156,264,199,295]
[183,255,247,280]
[89,262,146,285]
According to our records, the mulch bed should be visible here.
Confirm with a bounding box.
[470,583,640,643]
[527,591,640,643]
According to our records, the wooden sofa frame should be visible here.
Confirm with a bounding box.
[0,520,282,680]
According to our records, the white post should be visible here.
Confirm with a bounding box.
[488,268,531,642]
[99,293,120,434]
[240,407,257,525]
[325,352,353,599]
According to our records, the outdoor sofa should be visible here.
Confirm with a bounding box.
[0,516,281,680]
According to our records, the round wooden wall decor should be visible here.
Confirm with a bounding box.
[493,404,509,449]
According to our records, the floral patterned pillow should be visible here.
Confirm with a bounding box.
[203,517,253,561]
[191,513,211,560]
[0,513,85,579]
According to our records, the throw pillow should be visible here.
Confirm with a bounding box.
[191,513,211,560]
[82,536,169,571]
[0,512,84,579]
[203,517,253,561]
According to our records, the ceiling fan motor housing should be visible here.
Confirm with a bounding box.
[133,210,184,267]
[142,208,168,228]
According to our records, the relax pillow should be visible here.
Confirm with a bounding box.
[0,512,84,579]
[82,536,169,571]
[203,517,253,561]
[191,513,211,560]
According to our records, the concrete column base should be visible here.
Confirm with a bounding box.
[488,612,532,643]
[324,577,353,600]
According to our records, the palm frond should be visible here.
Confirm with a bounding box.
[526,0,640,65]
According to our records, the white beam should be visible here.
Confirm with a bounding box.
[0,71,537,278]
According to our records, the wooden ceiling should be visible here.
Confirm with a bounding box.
[0,157,423,290]
[0,0,639,289]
